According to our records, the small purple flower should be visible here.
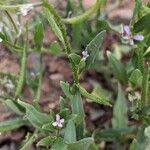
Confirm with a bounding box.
[122,25,144,46]
[82,50,89,61]
[52,114,64,128]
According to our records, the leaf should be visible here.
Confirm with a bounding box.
[69,53,81,66]
[43,7,65,46]
[86,30,106,69]
[107,51,128,83]
[112,84,128,129]
[78,85,111,106]
[0,118,27,132]
[17,100,50,128]
[5,99,25,115]
[144,47,150,57]
[134,12,150,32]
[129,69,142,87]
[34,22,44,51]
[71,88,85,139]
[49,41,63,55]
[37,136,55,148]
[67,137,94,150]
[64,120,76,144]
[94,127,136,142]
[144,126,150,138]
[52,138,68,150]
[60,81,72,98]
[20,132,37,150]
[71,89,85,123]
[15,26,27,98]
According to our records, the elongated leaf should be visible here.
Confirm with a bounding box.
[134,12,150,32]
[5,99,25,115]
[64,120,76,144]
[20,133,37,150]
[0,118,27,132]
[112,85,128,129]
[60,81,72,98]
[34,22,44,51]
[15,25,27,97]
[129,69,142,87]
[43,7,65,46]
[94,127,136,142]
[86,31,106,69]
[68,137,94,150]
[78,85,111,106]
[18,100,50,128]
[107,51,128,83]
[71,89,85,123]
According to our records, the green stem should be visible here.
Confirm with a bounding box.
[62,0,101,24]
[0,2,42,11]
[138,49,144,73]
[141,65,149,106]
[5,11,19,34]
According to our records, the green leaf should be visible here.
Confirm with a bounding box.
[17,100,50,128]
[86,30,106,69]
[144,126,150,138]
[71,89,85,123]
[112,84,128,129]
[20,132,37,150]
[49,41,63,55]
[129,69,142,87]
[134,12,150,32]
[15,25,27,98]
[64,120,76,144]
[78,85,111,106]
[144,46,150,57]
[68,137,94,150]
[34,22,44,51]
[43,7,65,46]
[0,118,27,132]
[107,51,128,83]
[5,99,25,115]
[94,127,136,142]
[37,136,55,148]
[52,138,68,150]
[60,81,72,98]
[69,53,81,66]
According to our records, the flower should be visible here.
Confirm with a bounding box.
[5,79,14,92]
[20,4,34,16]
[82,50,89,61]
[122,25,144,46]
[52,114,64,128]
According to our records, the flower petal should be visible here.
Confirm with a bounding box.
[124,25,131,35]
[52,122,58,127]
[56,114,60,121]
[57,123,63,128]
[129,39,134,46]
[60,119,65,123]
[133,35,144,41]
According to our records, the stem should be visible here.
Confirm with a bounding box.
[137,49,144,73]
[141,65,149,106]
[0,2,42,11]
[62,0,101,24]
[5,11,19,34]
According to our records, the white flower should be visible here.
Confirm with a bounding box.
[52,114,64,128]
[82,50,89,61]
[20,4,34,16]
[5,79,14,92]
[122,25,144,46]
